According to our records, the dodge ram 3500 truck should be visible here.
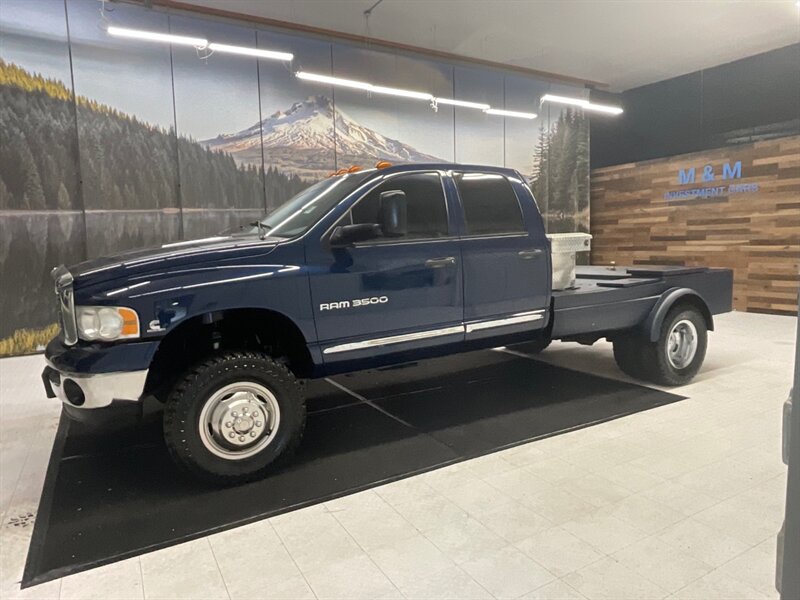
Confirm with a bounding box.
[42,163,733,483]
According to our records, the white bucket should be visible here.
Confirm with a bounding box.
[547,233,592,290]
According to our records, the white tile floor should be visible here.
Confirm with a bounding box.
[0,311,794,599]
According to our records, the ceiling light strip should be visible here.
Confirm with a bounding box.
[296,71,373,91]
[434,97,491,110]
[107,26,208,48]
[484,108,538,120]
[540,93,623,115]
[296,71,431,101]
[207,43,293,61]
[106,27,293,61]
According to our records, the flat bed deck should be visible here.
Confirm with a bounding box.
[550,265,733,339]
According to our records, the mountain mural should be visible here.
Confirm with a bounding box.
[202,95,443,177]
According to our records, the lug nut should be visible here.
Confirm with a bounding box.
[243,407,248,413]
[229,432,235,438]
[250,431,257,437]
[225,421,231,428]
[239,436,245,442]
[252,411,259,418]
[231,411,238,417]
[256,421,262,427]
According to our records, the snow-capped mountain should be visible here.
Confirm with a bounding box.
[201,95,442,178]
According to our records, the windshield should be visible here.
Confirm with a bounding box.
[247,171,374,239]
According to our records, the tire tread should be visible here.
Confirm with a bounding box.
[163,351,305,485]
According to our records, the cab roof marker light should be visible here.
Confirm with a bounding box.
[434,97,491,110]
[296,71,372,91]
[540,93,623,115]
[106,26,208,48]
[207,43,293,61]
[484,108,538,120]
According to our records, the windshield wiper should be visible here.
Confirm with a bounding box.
[248,221,272,240]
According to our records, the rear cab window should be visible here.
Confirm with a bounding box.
[454,172,525,235]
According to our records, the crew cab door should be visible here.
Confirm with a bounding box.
[308,171,463,366]
[454,172,550,339]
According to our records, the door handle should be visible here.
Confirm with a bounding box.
[518,249,544,260]
[425,256,457,268]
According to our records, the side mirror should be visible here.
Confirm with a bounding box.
[330,223,381,247]
[378,190,407,238]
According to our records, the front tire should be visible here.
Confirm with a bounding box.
[163,351,306,485]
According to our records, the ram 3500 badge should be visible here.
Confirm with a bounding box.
[320,296,389,311]
[42,162,733,484]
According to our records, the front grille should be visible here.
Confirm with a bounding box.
[52,265,77,345]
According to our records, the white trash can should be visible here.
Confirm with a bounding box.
[547,233,592,290]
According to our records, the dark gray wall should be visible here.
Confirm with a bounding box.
[591,43,800,168]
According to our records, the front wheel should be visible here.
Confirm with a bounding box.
[163,351,306,485]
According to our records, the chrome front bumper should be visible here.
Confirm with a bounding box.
[42,361,148,409]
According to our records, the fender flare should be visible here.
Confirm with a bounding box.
[643,287,714,342]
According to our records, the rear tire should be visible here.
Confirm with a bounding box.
[163,351,306,485]
[641,306,708,386]
[612,336,649,380]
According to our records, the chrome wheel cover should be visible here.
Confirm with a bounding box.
[198,382,280,460]
[666,319,698,370]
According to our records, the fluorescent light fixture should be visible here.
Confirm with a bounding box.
[296,71,372,91]
[485,108,537,120]
[434,97,491,110]
[107,26,207,48]
[370,85,432,100]
[541,94,586,108]
[297,71,432,101]
[541,93,623,115]
[207,43,293,61]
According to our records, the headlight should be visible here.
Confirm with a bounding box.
[76,306,140,341]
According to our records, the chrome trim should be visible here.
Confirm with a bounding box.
[46,361,149,409]
[323,309,547,354]
[323,325,463,355]
[459,233,529,240]
[52,265,77,345]
[465,310,545,333]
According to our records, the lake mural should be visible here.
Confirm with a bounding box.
[0,0,589,356]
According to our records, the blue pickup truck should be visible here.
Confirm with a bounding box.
[42,163,733,483]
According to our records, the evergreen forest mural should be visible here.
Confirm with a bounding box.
[0,0,589,356]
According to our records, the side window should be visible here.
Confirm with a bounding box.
[455,173,525,235]
[350,172,449,240]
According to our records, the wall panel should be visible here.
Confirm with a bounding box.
[0,2,589,355]
[171,14,264,238]
[590,135,800,315]
[67,0,182,255]
[0,0,85,354]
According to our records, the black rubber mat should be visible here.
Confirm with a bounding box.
[23,350,684,587]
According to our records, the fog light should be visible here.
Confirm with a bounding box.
[63,379,85,406]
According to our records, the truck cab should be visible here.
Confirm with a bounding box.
[42,163,733,484]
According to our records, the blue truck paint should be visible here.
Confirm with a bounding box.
[44,162,733,390]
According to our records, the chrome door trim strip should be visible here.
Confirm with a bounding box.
[465,309,545,333]
[323,309,547,354]
[323,325,464,355]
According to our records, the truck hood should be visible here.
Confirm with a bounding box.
[67,234,283,289]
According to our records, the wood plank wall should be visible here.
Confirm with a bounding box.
[590,135,800,315]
